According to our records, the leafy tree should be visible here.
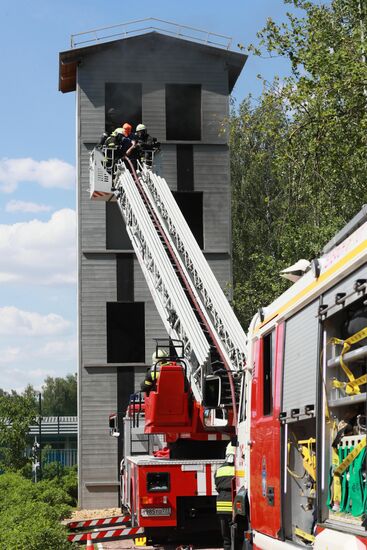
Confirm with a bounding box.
[41,374,77,416]
[231,0,367,326]
[0,386,38,471]
[0,472,75,549]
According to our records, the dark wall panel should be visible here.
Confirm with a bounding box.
[107,302,145,363]
[166,84,201,141]
[106,203,133,250]
[173,191,203,249]
[177,145,194,191]
[116,254,134,302]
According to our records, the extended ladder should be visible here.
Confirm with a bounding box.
[90,151,247,421]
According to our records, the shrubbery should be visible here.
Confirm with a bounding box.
[0,472,76,549]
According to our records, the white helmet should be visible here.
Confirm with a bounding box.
[136,124,146,132]
[152,348,168,363]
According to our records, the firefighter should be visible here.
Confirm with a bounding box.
[214,443,235,550]
[140,349,169,394]
[130,124,160,168]
[104,122,135,172]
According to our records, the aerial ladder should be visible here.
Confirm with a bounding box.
[89,148,247,431]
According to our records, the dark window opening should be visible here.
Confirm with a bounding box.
[117,254,134,302]
[166,84,201,141]
[106,203,132,250]
[263,331,275,416]
[173,191,203,249]
[105,83,142,135]
[107,302,145,363]
[177,145,194,191]
[147,472,170,492]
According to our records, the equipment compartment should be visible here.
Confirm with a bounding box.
[320,297,367,531]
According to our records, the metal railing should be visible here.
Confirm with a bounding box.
[43,449,77,467]
[29,416,77,436]
[71,17,232,50]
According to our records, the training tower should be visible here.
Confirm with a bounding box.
[59,18,246,508]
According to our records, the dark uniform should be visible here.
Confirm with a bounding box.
[140,364,161,394]
[99,123,134,173]
[215,453,235,550]
[130,124,160,169]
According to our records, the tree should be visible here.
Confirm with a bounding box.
[0,386,38,471]
[0,472,75,549]
[230,0,367,326]
[41,374,77,416]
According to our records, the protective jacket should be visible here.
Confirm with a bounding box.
[214,460,235,514]
[141,364,161,393]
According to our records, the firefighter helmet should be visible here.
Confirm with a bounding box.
[136,124,146,132]
[152,348,169,364]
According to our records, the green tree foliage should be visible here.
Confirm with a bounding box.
[231,0,367,326]
[0,472,75,549]
[41,374,77,416]
[0,386,38,471]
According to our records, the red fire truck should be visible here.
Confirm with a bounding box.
[232,206,367,549]
[91,150,367,549]
[91,150,247,544]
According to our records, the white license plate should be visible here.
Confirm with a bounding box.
[141,507,172,517]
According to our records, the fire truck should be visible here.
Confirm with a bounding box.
[90,147,247,544]
[90,149,366,548]
[233,206,367,549]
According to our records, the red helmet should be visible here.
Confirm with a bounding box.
[122,123,132,136]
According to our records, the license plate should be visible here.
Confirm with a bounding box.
[141,507,172,517]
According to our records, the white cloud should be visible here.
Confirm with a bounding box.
[0,347,22,365]
[0,306,71,336]
[0,208,76,285]
[36,338,77,361]
[0,158,75,193]
[5,200,53,213]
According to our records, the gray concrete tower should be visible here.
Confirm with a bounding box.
[59,21,246,508]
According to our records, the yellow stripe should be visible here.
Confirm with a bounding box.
[235,470,245,477]
[216,466,235,477]
[334,438,366,477]
[254,238,367,334]
[294,528,315,543]
[217,504,232,511]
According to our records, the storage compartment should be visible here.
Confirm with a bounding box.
[320,297,367,532]
[282,417,317,546]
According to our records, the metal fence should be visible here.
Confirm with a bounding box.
[71,17,232,50]
[43,449,77,467]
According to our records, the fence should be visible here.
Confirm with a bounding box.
[43,449,77,467]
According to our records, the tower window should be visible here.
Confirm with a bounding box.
[166,85,201,141]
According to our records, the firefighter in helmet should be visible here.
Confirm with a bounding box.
[130,123,160,169]
[214,443,235,550]
[140,349,169,394]
[101,122,134,172]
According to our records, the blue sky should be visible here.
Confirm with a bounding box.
[0,0,299,392]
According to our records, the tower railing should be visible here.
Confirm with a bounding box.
[71,17,232,50]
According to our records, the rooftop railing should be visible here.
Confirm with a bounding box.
[71,17,232,50]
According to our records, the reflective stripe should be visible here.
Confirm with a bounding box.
[217,502,232,511]
[144,380,152,386]
[216,466,235,477]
